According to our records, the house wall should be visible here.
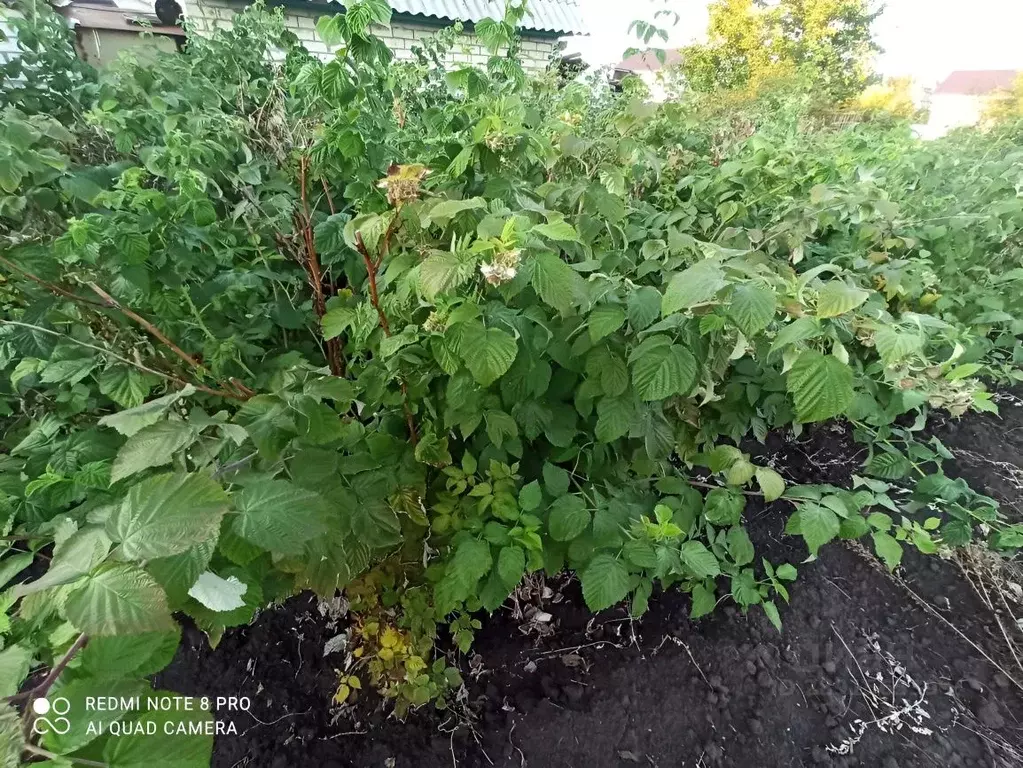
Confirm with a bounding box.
[183,0,558,71]
[1,11,23,65]
[926,93,992,135]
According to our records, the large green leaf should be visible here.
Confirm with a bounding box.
[13,526,111,598]
[595,394,635,443]
[102,696,213,767]
[588,305,626,342]
[874,326,923,365]
[547,495,590,541]
[99,387,194,437]
[661,260,727,316]
[787,351,854,423]
[0,645,31,698]
[680,540,721,578]
[65,563,175,635]
[78,628,182,679]
[531,252,582,315]
[815,282,870,318]
[533,219,581,243]
[631,343,697,401]
[728,284,776,337]
[110,420,198,484]
[459,325,518,387]
[233,478,327,556]
[419,251,476,300]
[107,473,228,560]
[579,554,630,611]
[791,503,840,554]
[98,367,153,408]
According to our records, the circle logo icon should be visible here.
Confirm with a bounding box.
[31,697,71,735]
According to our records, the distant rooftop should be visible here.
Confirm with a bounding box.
[330,0,586,35]
[934,70,1019,96]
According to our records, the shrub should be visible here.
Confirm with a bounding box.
[1,1,1021,758]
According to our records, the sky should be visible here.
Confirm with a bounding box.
[567,0,1023,86]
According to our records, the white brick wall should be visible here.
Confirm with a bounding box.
[182,0,557,71]
[1,11,23,65]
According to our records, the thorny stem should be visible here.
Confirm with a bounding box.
[0,321,245,401]
[17,634,89,738]
[0,255,105,308]
[321,178,337,215]
[86,282,250,399]
[298,156,343,376]
[353,230,418,445]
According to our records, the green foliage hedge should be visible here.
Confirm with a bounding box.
[1,0,1022,758]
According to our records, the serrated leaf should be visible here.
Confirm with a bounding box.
[106,473,228,560]
[548,495,590,541]
[771,316,821,352]
[872,531,902,571]
[0,705,23,768]
[726,526,754,566]
[518,480,542,511]
[65,563,174,635]
[533,219,581,243]
[460,325,518,386]
[115,231,149,264]
[729,284,776,337]
[755,467,785,502]
[588,305,626,342]
[794,503,840,554]
[866,451,910,480]
[690,583,716,618]
[102,698,212,767]
[321,306,355,340]
[424,197,485,226]
[631,343,697,401]
[419,251,475,300]
[787,351,854,423]
[874,326,923,365]
[531,252,583,315]
[623,538,658,568]
[13,526,111,598]
[595,394,635,443]
[98,387,194,437]
[680,540,721,578]
[815,282,870,318]
[0,645,31,698]
[662,259,727,316]
[579,554,630,611]
[78,628,181,679]
[233,478,328,556]
[110,420,198,484]
[98,367,153,408]
[627,286,661,330]
[496,546,526,588]
[187,571,248,612]
[762,600,782,632]
[543,463,570,496]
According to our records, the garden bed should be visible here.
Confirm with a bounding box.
[157,398,1023,768]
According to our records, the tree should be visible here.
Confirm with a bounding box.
[680,0,880,101]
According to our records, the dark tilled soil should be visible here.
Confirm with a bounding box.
[158,400,1023,768]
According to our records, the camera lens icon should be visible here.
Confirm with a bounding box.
[31,697,71,735]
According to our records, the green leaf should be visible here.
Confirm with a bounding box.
[533,219,581,243]
[518,480,542,511]
[548,495,590,541]
[233,479,327,556]
[78,628,181,679]
[755,467,785,501]
[115,231,150,264]
[771,316,821,352]
[110,420,198,484]
[0,645,31,698]
[423,197,486,226]
[946,363,983,381]
[447,145,474,176]
[543,463,571,497]
[775,563,797,581]
[703,487,744,526]
[497,546,526,588]
[531,252,583,315]
[588,305,627,342]
[460,325,518,387]
[595,394,635,443]
[435,538,493,614]
[419,251,476,300]
[866,451,910,480]
[322,306,355,340]
[65,563,175,635]
[681,540,721,578]
[815,281,870,318]
[98,367,153,408]
[874,327,923,365]
[627,286,662,330]
[787,351,854,423]
[631,343,697,401]
[729,284,776,337]
[106,473,228,560]
[872,531,903,571]
[726,526,754,566]
[794,503,840,554]
[623,538,658,568]
[0,705,23,768]
[579,554,630,611]
[102,698,213,767]
[662,260,727,316]
[99,387,194,437]
[690,583,716,619]
[13,526,111,598]
[761,600,782,632]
